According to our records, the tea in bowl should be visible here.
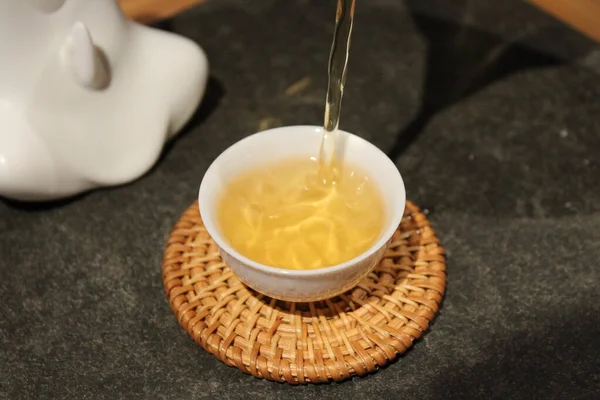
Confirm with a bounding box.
[198,125,405,302]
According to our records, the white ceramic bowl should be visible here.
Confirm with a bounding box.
[198,125,405,302]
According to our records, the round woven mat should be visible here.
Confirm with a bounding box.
[162,201,446,384]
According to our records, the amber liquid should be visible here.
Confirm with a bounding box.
[217,1,375,271]
[217,158,384,270]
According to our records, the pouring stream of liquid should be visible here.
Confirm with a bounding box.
[318,0,356,184]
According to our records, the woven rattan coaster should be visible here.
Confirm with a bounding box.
[162,201,446,384]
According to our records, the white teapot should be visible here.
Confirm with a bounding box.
[0,0,208,201]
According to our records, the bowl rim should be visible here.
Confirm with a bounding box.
[198,125,406,277]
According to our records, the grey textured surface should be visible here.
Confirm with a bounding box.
[2,0,600,398]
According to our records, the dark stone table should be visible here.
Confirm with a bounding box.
[2,0,600,398]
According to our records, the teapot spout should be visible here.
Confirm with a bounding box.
[61,22,110,90]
